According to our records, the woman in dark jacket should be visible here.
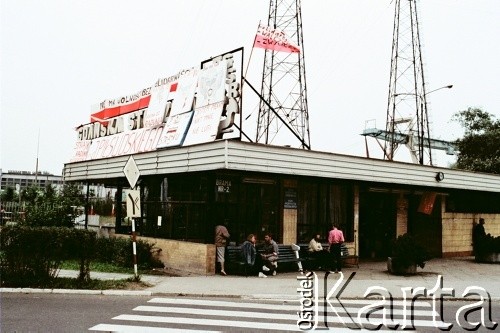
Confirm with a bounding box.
[241,234,268,277]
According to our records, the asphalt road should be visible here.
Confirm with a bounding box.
[1,293,499,332]
[1,293,147,333]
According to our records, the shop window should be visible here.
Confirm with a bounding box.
[297,180,354,243]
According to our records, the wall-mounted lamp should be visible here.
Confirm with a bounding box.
[435,172,445,182]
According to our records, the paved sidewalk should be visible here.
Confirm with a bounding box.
[146,257,500,300]
[2,257,499,300]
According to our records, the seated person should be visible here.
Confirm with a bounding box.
[307,233,329,270]
[241,234,268,278]
[260,233,279,276]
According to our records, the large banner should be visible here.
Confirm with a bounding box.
[90,88,152,123]
[157,111,194,148]
[253,23,300,53]
[71,48,243,162]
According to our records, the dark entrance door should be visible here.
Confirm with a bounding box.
[240,182,279,243]
[359,191,397,259]
[408,194,442,258]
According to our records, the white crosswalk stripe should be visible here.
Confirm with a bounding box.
[89,297,441,332]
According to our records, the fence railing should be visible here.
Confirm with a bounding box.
[1,202,26,224]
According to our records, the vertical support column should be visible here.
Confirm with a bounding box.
[353,185,360,256]
[396,193,408,236]
[115,187,123,233]
[282,179,298,245]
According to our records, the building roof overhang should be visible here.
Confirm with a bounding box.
[63,140,500,193]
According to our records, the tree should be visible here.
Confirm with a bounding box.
[452,108,500,174]
[22,183,85,227]
[22,185,43,205]
[1,186,16,201]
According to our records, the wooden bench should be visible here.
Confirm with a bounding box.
[225,244,305,275]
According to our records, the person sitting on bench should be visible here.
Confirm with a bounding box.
[308,233,329,270]
[261,233,279,276]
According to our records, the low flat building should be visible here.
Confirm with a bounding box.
[63,140,500,274]
[63,48,500,274]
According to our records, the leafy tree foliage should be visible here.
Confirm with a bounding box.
[1,186,16,201]
[22,182,85,227]
[452,108,500,174]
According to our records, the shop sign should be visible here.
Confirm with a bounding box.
[284,187,297,209]
[216,179,231,193]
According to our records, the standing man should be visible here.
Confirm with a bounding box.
[472,218,486,254]
[328,224,345,273]
[215,222,230,275]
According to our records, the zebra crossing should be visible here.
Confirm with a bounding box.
[89,297,440,332]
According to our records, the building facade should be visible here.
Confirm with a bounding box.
[63,140,500,273]
[0,169,64,194]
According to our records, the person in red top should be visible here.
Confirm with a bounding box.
[328,224,345,272]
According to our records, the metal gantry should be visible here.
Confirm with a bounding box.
[256,0,311,149]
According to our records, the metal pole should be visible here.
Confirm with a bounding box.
[34,129,40,186]
[132,218,138,279]
[85,182,89,229]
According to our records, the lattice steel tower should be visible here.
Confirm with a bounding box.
[385,0,431,165]
[256,0,311,149]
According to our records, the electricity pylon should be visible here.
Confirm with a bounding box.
[385,0,432,165]
[256,0,311,149]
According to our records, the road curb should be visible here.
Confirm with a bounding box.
[0,288,152,296]
[3,288,500,302]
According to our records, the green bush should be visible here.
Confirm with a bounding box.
[23,203,74,227]
[475,234,500,255]
[391,233,431,269]
[0,226,97,286]
[0,226,162,287]
[94,237,163,270]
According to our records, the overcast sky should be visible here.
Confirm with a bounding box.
[1,0,499,175]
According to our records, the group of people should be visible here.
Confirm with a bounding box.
[215,223,279,277]
[307,224,345,272]
[215,223,345,277]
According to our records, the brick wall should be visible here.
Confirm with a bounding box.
[441,199,500,257]
[116,235,215,275]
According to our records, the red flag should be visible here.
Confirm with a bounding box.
[418,192,437,215]
[253,23,300,53]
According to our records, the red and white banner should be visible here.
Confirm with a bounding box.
[85,126,164,160]
[90,88,153,123]
[253,23,300,53]
[71,49,244,163]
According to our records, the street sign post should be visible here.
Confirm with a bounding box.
[123,156,140,189]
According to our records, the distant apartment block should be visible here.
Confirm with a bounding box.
[0,169,63,193]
